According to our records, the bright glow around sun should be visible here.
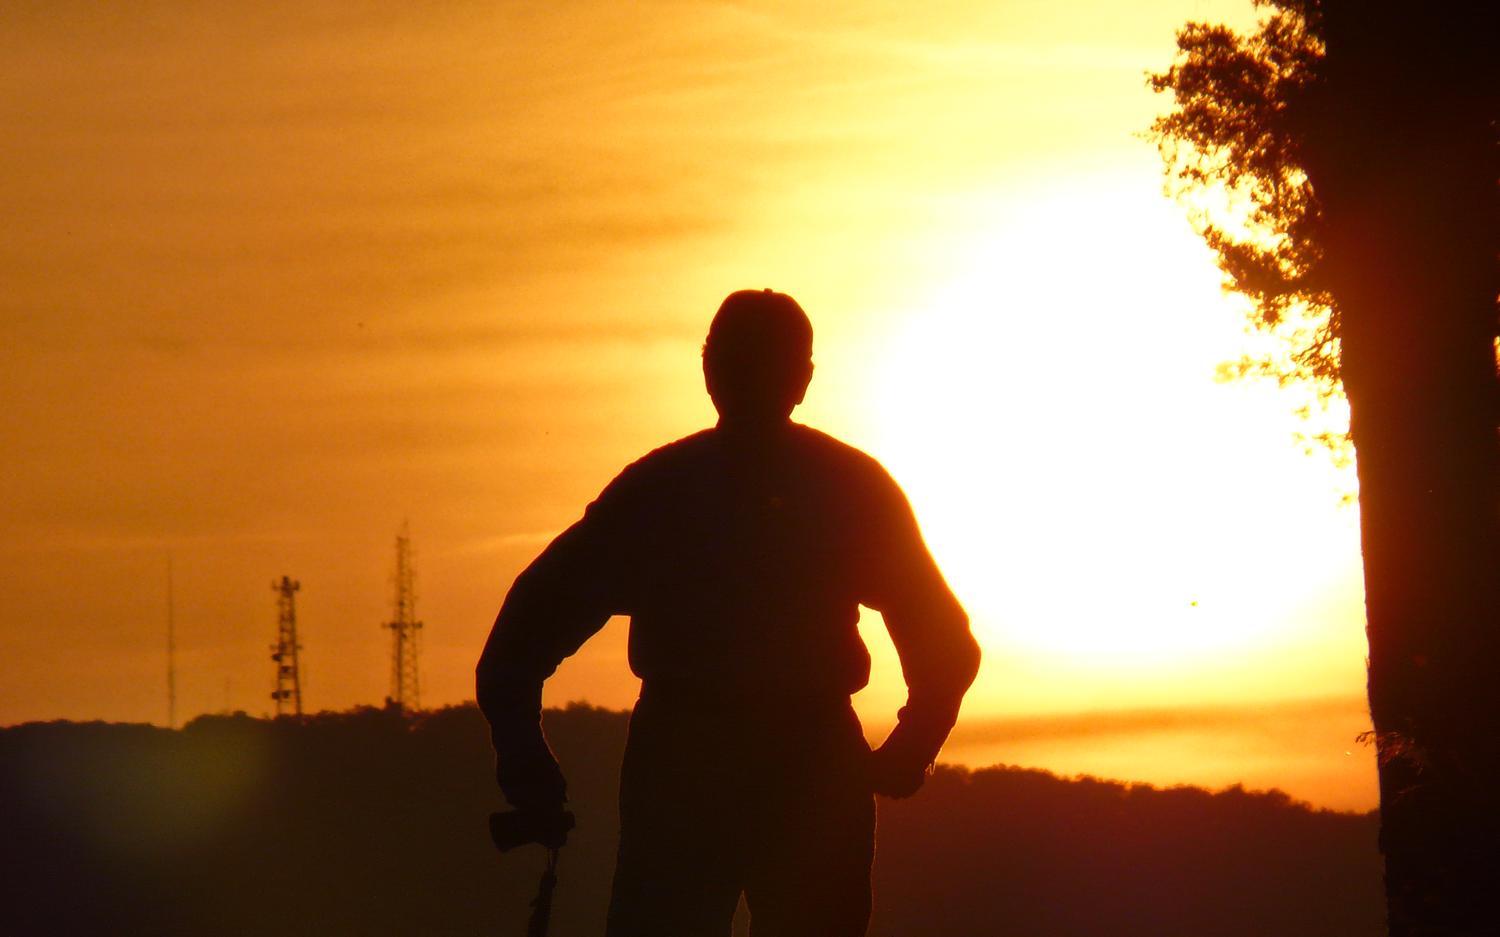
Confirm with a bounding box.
[864,175,1360,673]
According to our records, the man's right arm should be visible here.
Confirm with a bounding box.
[475,475,637,809]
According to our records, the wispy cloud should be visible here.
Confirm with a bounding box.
[947,696,1371,747]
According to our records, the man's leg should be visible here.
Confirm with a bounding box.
[742,706,875,937]
[605,700,745,937]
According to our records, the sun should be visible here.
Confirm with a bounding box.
[858,177,1360,671]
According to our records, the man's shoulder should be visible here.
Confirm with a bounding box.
[605,424,898,496]
[623,428,717,472]
[790,424,898,488]
[791,423,879,463]
[641,423,889,472]
[599,429,716,495]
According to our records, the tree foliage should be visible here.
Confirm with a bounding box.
[1148,1,1348,447]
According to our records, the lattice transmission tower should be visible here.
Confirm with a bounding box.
[384,522,423,712]
[270,575,303,717]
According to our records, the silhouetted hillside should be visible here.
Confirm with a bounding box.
[0,705,1382,936]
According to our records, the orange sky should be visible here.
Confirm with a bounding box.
[0,0,1377,808]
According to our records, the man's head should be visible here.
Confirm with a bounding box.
[702,289,814,426]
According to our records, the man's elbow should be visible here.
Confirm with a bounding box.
[951,615,981,693]
[921,604,980,701]
[475,653,504,721]
[475,611,507,710]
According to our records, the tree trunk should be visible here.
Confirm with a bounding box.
[1307,3,1499,934]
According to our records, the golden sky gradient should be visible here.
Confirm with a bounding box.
[1,0,1377,808]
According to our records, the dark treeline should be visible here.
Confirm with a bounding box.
[1,704,1382,936]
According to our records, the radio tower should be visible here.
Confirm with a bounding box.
[270,576,303,717]
[384,522,423,712]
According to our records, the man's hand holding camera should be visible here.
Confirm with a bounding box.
[490,723,574,851]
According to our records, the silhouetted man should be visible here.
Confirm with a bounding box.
[477,289,980,936]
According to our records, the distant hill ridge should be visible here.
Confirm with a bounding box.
[0,704,1383,937]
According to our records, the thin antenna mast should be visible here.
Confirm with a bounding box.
[167,555,177,729]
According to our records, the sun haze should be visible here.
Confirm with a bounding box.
[0,0,1375,809]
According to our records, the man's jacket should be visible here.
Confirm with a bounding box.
[476,422,980,800]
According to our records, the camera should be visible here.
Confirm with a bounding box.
[489,807,575,852]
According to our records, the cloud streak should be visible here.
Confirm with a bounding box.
[946,696,1371,747]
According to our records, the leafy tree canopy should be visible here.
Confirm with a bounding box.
[1148,1,1349,452]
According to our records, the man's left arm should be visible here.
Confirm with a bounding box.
[861,468,981,797]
